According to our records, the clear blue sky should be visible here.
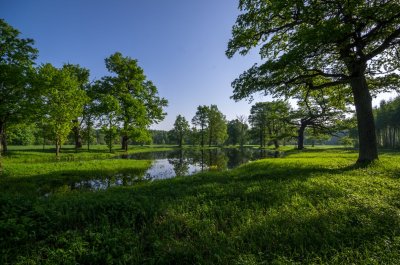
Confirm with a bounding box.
[1,0,267,130]
[1,0,395,130]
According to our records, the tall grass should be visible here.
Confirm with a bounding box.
[1,147,400,264]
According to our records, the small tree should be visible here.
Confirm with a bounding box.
[192,105,209,147]
[62,64,90,151]
[340,136,355,147]
[249,101,293,148]
[291,88,351,150]
[207,105,228,146]
[35,64,88,156]
[97,93,121,153]
[173,115,190,147]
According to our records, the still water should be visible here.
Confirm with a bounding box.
[45,148,283,194]
[121,148,283,180]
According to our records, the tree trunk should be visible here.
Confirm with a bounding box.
[350,74,378,163]
[179,132,183,148]
[55,139,60,156]
[0,121,3,156]
[2,132,8,153]
[42,127,46,151]
[87,126,91,151]
[0,122,7,154]
[273,139,279,149]
[108,122,113,153]
[201,149,204,171]
[122,135,129,151]
[297,124,306,150]
[73,123,82,150]
[209,129,212,147]
[201,125,204,147]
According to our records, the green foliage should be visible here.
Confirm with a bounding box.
[35,64,88,155]
[97,52,168,150]
[2,147,400,264]
[173,115,190,147]
[192,105,228,147]
[249,101,293,148]
[227,116,248,146]
[291,88,352,149]
[96,93,120,152]
[227,0,400,162]
[207,105,228,146]
[150,130,170,145]
[339,136,355,147]
[192,105,210,147]
[0,19,38,153]
[7,123,38,145]
[101,125,119,152]
[62,64,91,149]
[375,97,400,149]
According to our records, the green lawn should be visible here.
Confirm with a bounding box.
[1,146,400,264]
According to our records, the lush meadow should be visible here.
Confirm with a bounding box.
[1,146,400,264]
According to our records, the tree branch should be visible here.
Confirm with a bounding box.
[365,26,400,61]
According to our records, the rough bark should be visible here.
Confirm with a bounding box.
[350,74,378,163]
[297,124,306,150]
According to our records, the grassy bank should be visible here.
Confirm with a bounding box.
[1,144,178,163]
[1,147,400,264]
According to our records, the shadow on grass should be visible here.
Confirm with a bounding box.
[1,154,400,264]
[0,166,150,196]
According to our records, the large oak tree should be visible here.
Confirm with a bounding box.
[227,0,400,163]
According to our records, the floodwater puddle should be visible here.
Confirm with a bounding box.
[120,148,284,179]
[43,148,283,194]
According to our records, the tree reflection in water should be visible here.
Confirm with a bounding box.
[120,148,284,180]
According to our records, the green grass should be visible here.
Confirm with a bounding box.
[2,144,177,163]
[1,147,400,264]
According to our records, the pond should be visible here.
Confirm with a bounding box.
[120,148,284,179]
[44,148,283,194]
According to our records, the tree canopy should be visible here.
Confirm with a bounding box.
[249,101,292,148]
[173,115,190,147]
[192,105,209,147]
[35,63,88,156]
[97,52,168,150]
[227,0,400,163]
[0,19,38,154]
[375,97,400,148]
[291,88,351,149]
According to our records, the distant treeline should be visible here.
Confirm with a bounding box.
[375,97,400,149]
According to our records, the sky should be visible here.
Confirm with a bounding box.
[1,0,397,130]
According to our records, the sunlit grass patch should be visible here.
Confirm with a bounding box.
[1,147,400,264]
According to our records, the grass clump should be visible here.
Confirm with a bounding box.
[1,147,400,264]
